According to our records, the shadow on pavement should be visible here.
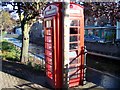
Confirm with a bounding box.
[2,60,51,89]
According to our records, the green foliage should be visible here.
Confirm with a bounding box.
[27,61,32,68]
[0,11,16,31]
[2,41,20,61]
[84,2,120,25]
[3,51,20,61]
[1,31,7,37]
[105,32,115,41]
[34,63,41,71]
[16,35,22,40]
[2,41,15,51]
[27,61,41,71]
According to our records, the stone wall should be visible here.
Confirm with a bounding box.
[30,37,44,46]
[85,42,120,57]
[29,21,44,45]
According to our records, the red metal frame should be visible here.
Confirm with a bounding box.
[44,2,84,88]
[44,2,63,88]
[69,3,84,87]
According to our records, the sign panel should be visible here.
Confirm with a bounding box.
[44,4,58,17]
[70,3,83,16]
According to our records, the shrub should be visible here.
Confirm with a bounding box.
[2,41,20,61]
[16,35,22,40]
[34,63,41,71]
[27,61,32,68]
[2,41,16,51]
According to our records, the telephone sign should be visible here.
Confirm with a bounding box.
[44,5,58,17]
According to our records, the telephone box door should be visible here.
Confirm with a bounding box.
[44,18,54,84]
[68,3,84,87]
[44,3,63,88]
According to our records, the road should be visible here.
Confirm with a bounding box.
[87,54,120,89]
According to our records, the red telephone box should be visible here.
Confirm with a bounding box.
[44,2,85,88]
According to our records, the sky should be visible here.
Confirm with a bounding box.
[0,2,19,20]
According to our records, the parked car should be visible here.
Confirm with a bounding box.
[85,35,96,42]
[85,35,105,43]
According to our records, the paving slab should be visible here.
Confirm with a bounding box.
[77,82,105,90]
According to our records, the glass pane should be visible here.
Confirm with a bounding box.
[45,36,52,43]
[70,43,78,50]
[46,50,52,58]
[69,58,78,64]
[69,51,77,58]
[46,57,52,64]
[70,20,80,26]
[45,29,52,35]
[45,43,52,50]
[70,36,78,42]
[69,67,80,79]
[69,73,80,79]
[70,28,78,34]
[46,20,51,28]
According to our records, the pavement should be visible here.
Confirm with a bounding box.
[0,59,105,90]
[1,60,50,90]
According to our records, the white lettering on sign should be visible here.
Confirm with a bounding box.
[70,10,80,14]
[70,3,83,15]
[45,9,57,15]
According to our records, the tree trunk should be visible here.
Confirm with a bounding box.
[21,23,30,63]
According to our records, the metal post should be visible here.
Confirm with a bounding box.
[41,57,44,69]
[83,46,87,85]
[116,21,120,39]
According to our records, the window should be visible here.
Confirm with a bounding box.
[70,28,78,34]
[70,20,80,26]
[46,20,52,28]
